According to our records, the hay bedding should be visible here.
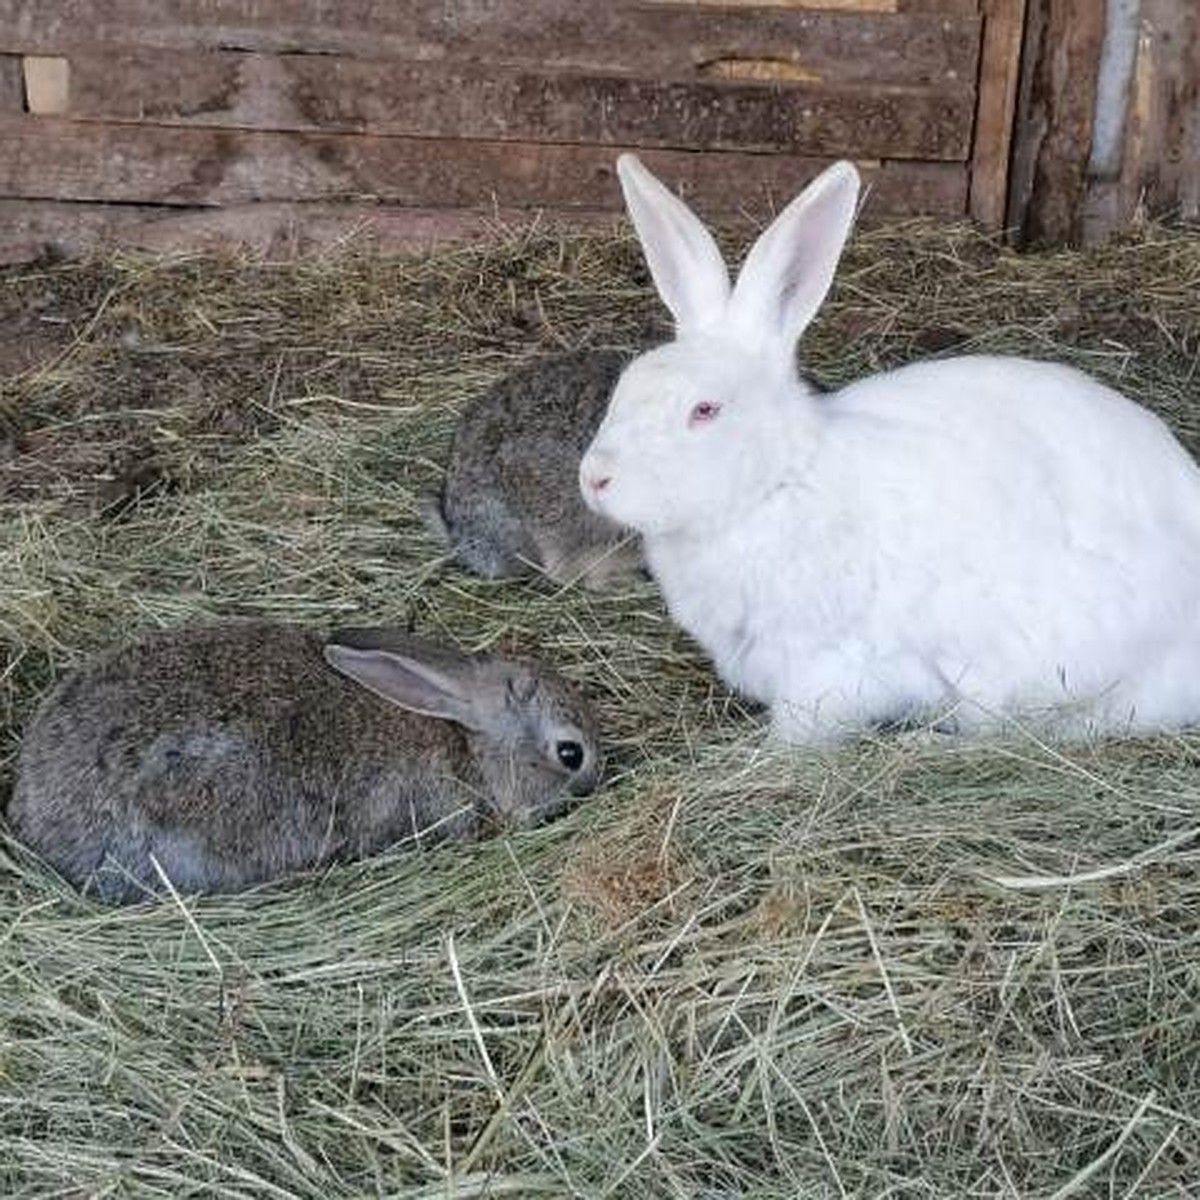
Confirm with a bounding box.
[1,220,1199,1198]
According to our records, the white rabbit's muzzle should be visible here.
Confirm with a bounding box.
[579,449,615,515]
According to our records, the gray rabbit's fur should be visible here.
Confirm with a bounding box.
[425,348,643,588]
[8,622,601,903]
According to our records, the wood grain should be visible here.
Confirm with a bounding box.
[1131,0,1200,219]
[0,1,978,90]
[0,115,967,215]
[655,0,898,10]
[45,50,975,161]
[0,54,22,112]
[0,158,968,263]
[968,0,1026,227]
[1006,0,1105,245]
[1082,0,1200,240]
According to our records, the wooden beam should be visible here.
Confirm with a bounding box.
[1006,0,1106,245]
[1113,0,1200,224]
[968,0,1026,228]
[0,114,968,217]
[0,3,980,92]
[36,50,976,161]
[655,0,899,11]
[0,160,969,264]
[648,0,978,10]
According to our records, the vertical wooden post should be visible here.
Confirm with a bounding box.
[1006,0,1106,245]
[1111,1,1199,225]
[969,0,1028,229]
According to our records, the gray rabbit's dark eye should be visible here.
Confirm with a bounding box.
[556,740,585,771]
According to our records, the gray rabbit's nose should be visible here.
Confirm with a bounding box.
[568,764,601,797]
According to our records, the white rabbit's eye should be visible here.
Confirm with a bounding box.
[689,401,721,427]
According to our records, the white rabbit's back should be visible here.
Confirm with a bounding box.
[652,356,1200,738]
[826,356,1200,730]
[596,154,1200,739]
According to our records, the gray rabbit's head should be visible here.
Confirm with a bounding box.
[325,627,602,825]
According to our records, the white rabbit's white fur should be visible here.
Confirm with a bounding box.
[580,154,1200,742]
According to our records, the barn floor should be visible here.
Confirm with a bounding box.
[2,220,1200,1197]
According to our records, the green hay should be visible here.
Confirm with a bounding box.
[2,219,1200,1197]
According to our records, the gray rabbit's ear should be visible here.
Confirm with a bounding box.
[324,639,482,729]
[327,627,472,672]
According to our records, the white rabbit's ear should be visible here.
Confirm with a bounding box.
[617,153,731,333]
[325,642,482,729]
[728,160,861,353]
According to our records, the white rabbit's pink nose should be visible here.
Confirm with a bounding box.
[580,449,615,506]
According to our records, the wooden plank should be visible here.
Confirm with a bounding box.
[656,0,898,10]
[1083,0,1200,239]
[0,159,967,264]
[0,116,967,216]
[0,1,979,90]
[1006,0,1106,245]
[0,54,22,111]
[650,0,977,10]
[672,9,979,92]
[46,51,975,161]
[21,55,69,114]
[1129,0,1200,220]
[541,1,982,11]
[968,0,1026,227]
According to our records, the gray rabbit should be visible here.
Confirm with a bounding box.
[7,622,601,903]
[425,348,643,588]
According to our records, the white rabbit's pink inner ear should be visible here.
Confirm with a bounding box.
[616,153,732,335]
[726,160,861,357]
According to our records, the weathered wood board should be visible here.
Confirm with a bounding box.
[0,53,23,111]
[1006,0,1106,244]
[0,1,980,66]
[39,51,975,160]
[0,116,967,212]
[969,0,1026,227]
[1115,0,1199,223]
[0,0,994,261]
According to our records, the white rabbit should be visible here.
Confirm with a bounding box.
[579,154,1200,743]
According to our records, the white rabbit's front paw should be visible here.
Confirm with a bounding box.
[768,697,860,746]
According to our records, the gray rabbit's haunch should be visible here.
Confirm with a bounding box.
[425,348,643,588]
[8,622,601,903]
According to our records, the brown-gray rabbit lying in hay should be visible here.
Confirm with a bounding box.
[8,622,602,904]
[424,348,644,588]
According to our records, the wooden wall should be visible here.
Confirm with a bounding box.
[5,1,1187,260]
[0,0,998,263]
[1008,0,1199,245]
[1087,0,1200,240]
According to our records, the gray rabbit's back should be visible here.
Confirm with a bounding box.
[10,624,480,902]
[430,348,640,585]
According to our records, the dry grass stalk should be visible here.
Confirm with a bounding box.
[2,218,1199,1197]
